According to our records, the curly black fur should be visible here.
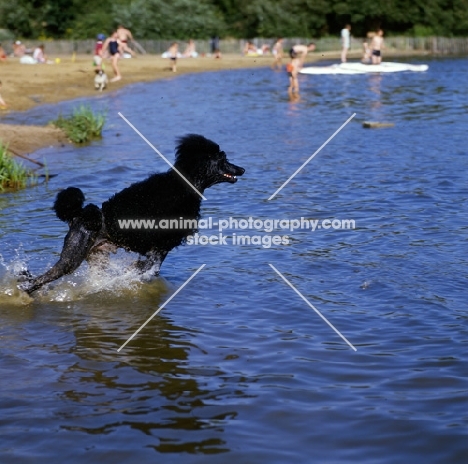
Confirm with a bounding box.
[20,134,244,294]
[54,187,85,222]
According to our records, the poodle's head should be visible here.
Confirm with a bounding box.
[174,134,245,190]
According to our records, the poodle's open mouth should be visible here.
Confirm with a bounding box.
[222,173,238,183]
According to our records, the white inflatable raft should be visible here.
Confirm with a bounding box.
[300,62,429,75]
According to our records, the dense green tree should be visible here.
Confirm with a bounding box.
[109,0,225,39]
[240,0,330,38]
[453,0,468,35]
[0,0,77,38]
[1,0,467,39]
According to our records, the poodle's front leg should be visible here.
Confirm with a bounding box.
[134,250,168,277]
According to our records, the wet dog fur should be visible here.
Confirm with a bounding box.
[20,134,244,294]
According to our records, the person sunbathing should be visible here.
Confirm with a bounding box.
[182,39,198,58]
[33,45,47,63]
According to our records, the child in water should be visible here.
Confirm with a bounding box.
[286,50,301,99]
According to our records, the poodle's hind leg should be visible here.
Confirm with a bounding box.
[20,205,103,295]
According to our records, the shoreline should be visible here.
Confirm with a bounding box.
[0,49,429,157]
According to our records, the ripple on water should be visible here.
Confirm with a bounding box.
[0,57,467,463]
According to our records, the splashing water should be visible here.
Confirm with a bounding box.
[0,251,171,305]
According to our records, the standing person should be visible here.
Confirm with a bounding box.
[292,43,315,69]
[210,36,221,59]
[167,42,179,72]
[104,32,122,82]
[286,49,301,99]
[271,38,283,69]
[116,25,135,57]
[341,24,351,62]
[371,29,384,64]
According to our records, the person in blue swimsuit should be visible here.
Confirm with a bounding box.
[104,31,122,82]
[167,42,178,72]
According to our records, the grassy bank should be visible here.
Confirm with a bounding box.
[0,142,37,191]
[52,105,106,144]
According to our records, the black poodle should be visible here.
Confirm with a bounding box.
[20,134,245,294]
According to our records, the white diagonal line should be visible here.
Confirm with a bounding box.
[118,112,207,200]
[268,264,357,351]
[268,113,356,201]
[117,264,206,352]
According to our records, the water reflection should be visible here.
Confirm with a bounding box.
[55,296,254,455]
[368,73,382,109]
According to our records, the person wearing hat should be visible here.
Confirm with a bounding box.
[93,34,106,71]
[12,40,26,57]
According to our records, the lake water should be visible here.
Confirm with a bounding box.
[0,57,467,463]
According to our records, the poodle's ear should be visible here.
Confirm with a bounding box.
[53,187,85,222]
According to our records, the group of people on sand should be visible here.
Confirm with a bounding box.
[1,28,385,106]
[1,40,51,64]
[0,41,25,60]
[243,41,271,56]
[341,24,385,64]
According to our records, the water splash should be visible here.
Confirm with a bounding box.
[0,251,171,305]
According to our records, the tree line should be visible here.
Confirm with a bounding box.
[1,0,467,40]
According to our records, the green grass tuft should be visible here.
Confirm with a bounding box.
[0,142,38,191]
[52,105,106,144]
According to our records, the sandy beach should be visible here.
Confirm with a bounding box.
[0,49,417,156]
[0,53,272,156]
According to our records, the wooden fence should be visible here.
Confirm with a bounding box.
[4,36,468,56]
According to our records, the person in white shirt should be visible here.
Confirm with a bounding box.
[341,24,351,63]
[33,44,47,63]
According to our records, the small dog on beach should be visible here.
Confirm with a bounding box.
[19,134,245,295]
[94,70,108,92]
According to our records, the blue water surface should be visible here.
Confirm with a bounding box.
[0,57,467,463]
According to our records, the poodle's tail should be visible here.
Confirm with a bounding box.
[53,187,86,223]
[53,187,103,232]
